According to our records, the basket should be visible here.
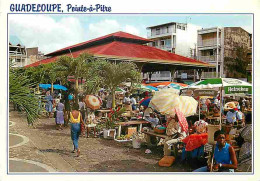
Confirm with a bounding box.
[154,127,166,134]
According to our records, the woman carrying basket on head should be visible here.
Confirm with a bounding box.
[70,103,86,157]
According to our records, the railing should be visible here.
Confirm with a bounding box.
[147,31,173,38]
[198,38,221,47]
[198,55,220,63]
[155,45,172,50]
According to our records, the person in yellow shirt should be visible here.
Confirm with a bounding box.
[70,103,85,157]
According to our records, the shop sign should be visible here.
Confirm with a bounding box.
[224,86,252,95]
[194,89,218,97]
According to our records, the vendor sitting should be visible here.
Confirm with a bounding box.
[144,109,159,128]
[194,116,208,134]
[226,103,241,126]
[181,117,208,162]
[163,114,187,156]
[193,130,238,172]
[86,109,99,138]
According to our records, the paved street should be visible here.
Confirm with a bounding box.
[9,111,192,173]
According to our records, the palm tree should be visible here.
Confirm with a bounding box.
[99,61,141,108]
[42,63,58,93]
[25,64,47,93]
[10,65,39,125]
[56,53,92,103]
[83,60,107,95]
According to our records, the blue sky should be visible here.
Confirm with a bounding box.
[9,14,253,54]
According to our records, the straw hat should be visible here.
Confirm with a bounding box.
[224,102,237,110]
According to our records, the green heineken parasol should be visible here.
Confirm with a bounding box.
[188,78,252,127]
[188,78,252,95]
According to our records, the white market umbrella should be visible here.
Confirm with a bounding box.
[150,89,198,117]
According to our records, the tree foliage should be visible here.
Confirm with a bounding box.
[224,46,251,78]
[10,66,39,125]
[56,53,92,102]
[98,61,141,108]
[83,60,107,95]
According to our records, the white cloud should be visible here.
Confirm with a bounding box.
[124,25,140,35]
[87,19,143,39]
[9,15,85,54]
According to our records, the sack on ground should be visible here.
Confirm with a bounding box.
[158,156,175,167]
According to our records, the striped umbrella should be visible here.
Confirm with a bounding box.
[145,85,159,91]
[85,95,101,110]
[150,89,198,117]
[116,87,126,92]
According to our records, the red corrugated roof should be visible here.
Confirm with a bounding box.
[26,31,213,68]
[45,31,151,56]
[26,41,211,68]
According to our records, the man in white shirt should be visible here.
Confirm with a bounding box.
[130,95,137,110]
[123,92,131,105]
[226,108,240,125]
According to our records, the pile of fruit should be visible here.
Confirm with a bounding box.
[116,135,131,140]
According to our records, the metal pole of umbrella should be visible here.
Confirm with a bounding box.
[219,87,222,129]
[199,97,201,120]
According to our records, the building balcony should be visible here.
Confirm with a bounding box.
[198,55,220,63]
[147,32,174,39]
[197,38,221,47]
[155,45,172,51]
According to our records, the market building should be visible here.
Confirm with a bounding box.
[25,31,214,82]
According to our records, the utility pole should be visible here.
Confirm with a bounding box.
[216,27,219,78]
[220,27,225,77]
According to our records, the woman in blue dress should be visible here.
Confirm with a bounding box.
[45,91,53,118]
[56,99,65,130]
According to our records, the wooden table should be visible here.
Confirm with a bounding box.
[142,131,167,145]
[116,120,150,137]
[97,109,111,118]
[142,130,167,139]
[207,116,227,124]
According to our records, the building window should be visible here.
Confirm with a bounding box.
[166,26,169,33]
[161,40,165,46]
[156,28,160,35]
[182,26,186,30]
[165,39,171,48]
[177,25,181,29]
[209,50,214,56]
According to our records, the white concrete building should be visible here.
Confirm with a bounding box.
[146,22,201,82]
[9,43,27,67]
[197,27,224,78]
[147,22,201,57]
[9,43,46,68]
